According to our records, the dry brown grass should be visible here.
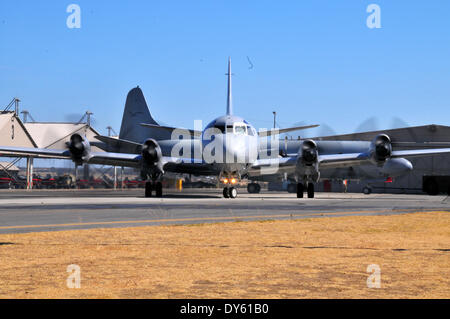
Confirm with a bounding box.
[0,212,449,299]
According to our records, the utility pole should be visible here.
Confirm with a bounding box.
[20,110,35,123]
[14,98,20,115]
[106,126,117,137]
[106,125,118,189]
[21,111,28,123]
[86,111,93,127]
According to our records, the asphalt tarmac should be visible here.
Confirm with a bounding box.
[0,188,449,234]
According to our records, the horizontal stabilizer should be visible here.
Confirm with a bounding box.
[258,124,319,137]
[95,135,142,153]
[140,123,202,138]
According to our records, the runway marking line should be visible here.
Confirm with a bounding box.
[0,208,424,231]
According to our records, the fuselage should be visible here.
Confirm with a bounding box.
[154,114,259,178]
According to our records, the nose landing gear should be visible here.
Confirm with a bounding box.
[222,177,239,199]
[223,187,230,198]
[223,186,237,198]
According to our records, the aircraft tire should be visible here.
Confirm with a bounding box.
[228,187,238,199]
[247,183,261,194]
[363,187,372,195]
[247,183,257,193]
[145,181,153,197]
[155,182,163,197]
[296,183,304,198]
[223,187,230,198]
[307,183,314,198]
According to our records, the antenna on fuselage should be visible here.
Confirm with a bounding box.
[226,57,233,116]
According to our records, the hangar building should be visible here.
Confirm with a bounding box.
[0,109,103,188]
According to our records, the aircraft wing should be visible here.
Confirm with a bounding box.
[0,145,200,170]
[140,123,202,138]
[391,148,450,158]
[0,146,143,167]
[248,157,298,175]
[0,146,71,159]
[319,148,450,169]
[251,148,450,173]
[392,142,450,148]
[83,152,142,167]
[318,153,371,168]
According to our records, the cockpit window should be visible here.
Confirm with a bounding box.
[226,125,234,133]
[234,124,247,135]
[213,124,225,133]
[247,126,254,136]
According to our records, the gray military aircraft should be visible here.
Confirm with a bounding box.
[2,58,450,199]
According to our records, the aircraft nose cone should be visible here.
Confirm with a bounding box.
[225,145,245,162]
[224,137,247,164]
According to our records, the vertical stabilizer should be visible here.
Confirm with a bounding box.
[119,87,170,143]
[226,57,233,116]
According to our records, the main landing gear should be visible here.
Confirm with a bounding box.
[247,183,261,194]
[296,182,315,198]
[145,181,163,198]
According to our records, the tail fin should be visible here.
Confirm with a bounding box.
[119,87,170,143]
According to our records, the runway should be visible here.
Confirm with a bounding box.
[0,188,449,234]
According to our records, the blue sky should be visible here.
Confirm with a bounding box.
[1,1,449,137]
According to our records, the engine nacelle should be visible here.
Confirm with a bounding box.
[380,158,413,177]
[141,138,164,179]
[296,139,320,182]
[370,134,392,164]
[67,133,91,165]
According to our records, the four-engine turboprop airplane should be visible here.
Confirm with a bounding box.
[2,58,450,199]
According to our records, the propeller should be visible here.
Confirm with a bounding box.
[142,139,160,163]
[373,135,392,161]
[302,140,318,164]
[354,117,380,133]
[68,134,84,155]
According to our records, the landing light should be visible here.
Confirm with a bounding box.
[223,178,229,184]
[231,178,237,184]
